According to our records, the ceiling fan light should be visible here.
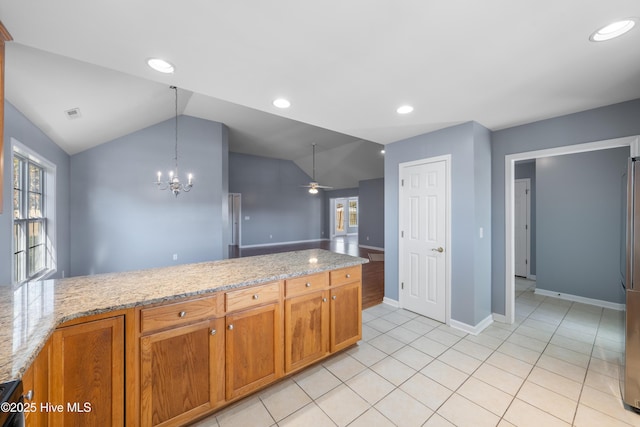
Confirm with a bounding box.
[309,187,318,194]
[147,58,175,73]
[590,18,637,41]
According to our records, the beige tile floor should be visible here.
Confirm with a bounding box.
[192,279,640,426]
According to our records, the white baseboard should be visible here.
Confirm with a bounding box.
[449,314,493,336]
[492,313,509,323]
[382,297,399,308]
[240,238,325,249]
[535,288,626,311]
[359,244,385,251]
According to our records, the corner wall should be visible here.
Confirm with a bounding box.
[384,121,492,327]
[70,115,228,276]
[1,102,70,284]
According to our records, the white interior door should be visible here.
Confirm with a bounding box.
[514,179,530,277]
[399,157,449,322]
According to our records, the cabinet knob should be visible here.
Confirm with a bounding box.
[332,295,337,300]
[228,324,234,330]
[253,294,260,300]
[306,282,311,287]
[346,274,351,278]
[211,329,217,335]
[24,389,34,401]
[179,311,187,318]
[322,297,327,302]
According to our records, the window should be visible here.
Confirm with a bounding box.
[349,199,358,227]
[12,140,56,284]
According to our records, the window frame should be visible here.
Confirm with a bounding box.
[11,139,56,285]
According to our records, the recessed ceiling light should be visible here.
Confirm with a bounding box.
[590,18,637,42]
[147,58,175,74]
[273,98,291,109]
[380,149,385,154]
[397,105,414,114]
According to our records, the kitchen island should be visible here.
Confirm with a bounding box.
[0,249,367,426]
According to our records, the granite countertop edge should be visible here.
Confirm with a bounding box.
[1,250,368,383]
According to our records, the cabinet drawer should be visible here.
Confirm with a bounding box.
[330,266,361,286]
[140,295,219,333]
[285,272,328,297]
[225,281,281,313]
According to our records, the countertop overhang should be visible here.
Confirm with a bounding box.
[0,249,368,382]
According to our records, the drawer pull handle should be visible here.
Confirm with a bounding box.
[253,294,259,300]
[211,329,217,335]
[306,283,311,287]
[179,311,187,318]
[228,324,234,330]
[332,295,337,300]
[346,274,351,278]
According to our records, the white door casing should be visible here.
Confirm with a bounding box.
[514,179,530,278]
[399,156,450,323]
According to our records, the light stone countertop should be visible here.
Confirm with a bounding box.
[0,249,368,383]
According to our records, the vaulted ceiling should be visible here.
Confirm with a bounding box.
[2,1,639,188]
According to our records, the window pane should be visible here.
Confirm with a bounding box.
[13,189,23,219]
[13,157,23,219]
[349,200,358,227]
[13,222,26,252]
[29,163,42,193]
[29,221,44,246]
[28,244,45,277]
[15,251,26,283]
[28,193,42,218]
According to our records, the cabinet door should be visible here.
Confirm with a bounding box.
[23,340,50,427]
[330,281,362,352]
[50,316,125,427]
[285,290,329,373]
[140,318,224,427]
[225,302,283,400]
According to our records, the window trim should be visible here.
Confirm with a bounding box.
[11,138,57,285]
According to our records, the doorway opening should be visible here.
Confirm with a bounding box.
[503,136,638,324]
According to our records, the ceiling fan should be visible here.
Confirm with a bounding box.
[301,143,332,194]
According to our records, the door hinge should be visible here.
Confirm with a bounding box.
[401,231,404,238]
[401,282,404,290]
[526,189,529,194]
[525,224,528,230]
[401,179,404,187]
[525,259,528,265]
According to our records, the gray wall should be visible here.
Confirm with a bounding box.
[514,160,536,275]
[1,102,70,285]
[228,152,324,247]
[358,178,384,249]
[536,148,628,304]
[70,115,228,276]
[491,98,640,315]
[384,122,492,326]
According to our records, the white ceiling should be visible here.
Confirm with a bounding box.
[2,1,640,187]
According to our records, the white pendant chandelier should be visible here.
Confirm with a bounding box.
[154,86,193,197]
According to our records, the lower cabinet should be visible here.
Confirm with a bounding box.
[49,315,125,427]
[330,277,362,352]
[225,302,283,400]
[23,340,50,427]
[140,317,225,427]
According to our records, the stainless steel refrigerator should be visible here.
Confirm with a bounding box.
[625,157,640,410]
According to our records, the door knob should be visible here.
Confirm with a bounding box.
[431,247,444,253]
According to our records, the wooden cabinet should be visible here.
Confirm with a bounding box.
[0,21,11,214]
[284,273,330,373]
[225,282,283,400]
[49,315,125,427]
[140,317,224,427]
[23,340,50,427]
[330,268,362,352]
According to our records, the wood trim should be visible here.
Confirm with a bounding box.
[0,21,11,215]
